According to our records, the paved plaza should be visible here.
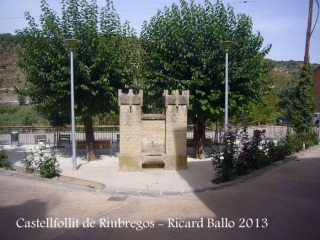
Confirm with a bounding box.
[0,144,319,239]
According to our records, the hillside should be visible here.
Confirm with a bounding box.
[0,34,25,103]
[273,60,319,75]
[0,33,319,103]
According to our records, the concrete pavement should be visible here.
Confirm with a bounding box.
[3,144,218,196]
[2,143,319,196]
[0,144,319,239]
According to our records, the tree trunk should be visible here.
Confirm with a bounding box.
[84,115,97,160]
[193,117,207,159]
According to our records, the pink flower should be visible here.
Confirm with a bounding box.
[239,151,247,157]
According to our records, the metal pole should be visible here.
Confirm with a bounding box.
[70,49,77,171]
[224,49,229,134]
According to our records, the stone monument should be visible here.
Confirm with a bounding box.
[118,89,189,171]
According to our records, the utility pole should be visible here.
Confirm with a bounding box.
[304,0,314,63]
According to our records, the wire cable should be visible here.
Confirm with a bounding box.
[311,0,319,36]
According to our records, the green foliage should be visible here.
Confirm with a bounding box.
[278,134,301,156]
[16,0,137,126]
[290,62,315,133]
[277,62,315,133]
[0,33,19,54]
[250,61,319,125]
[212,129,271,181]
[36,149,60,178]
[277,130,319,156]
[245,61,292,123]
[21,151,36,173]
[0,103,49,126]
[18,95,27,105]
[266,141,287,162]
[242,129,270,169]
[21,148,60,178]
[15,0,138,158]
[141,0,271,157]
[141,0,272,119]
[93,113,119,125]
[0,33,18,44]
[212,127,319,182]
[212,130,237,181]
[0,146,11,169]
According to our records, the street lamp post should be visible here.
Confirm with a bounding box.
[64,39,80,171]
[220,41,233,134]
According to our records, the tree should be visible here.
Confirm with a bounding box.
[290,63,315,133]
[140,0,272,158]
[289,0,316,134]
[16,0,136,160]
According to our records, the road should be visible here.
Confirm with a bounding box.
[0,148,319,240]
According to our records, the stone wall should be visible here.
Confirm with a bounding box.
[118,89,143,171]
[141,115,166,155]
[163,90,189,170]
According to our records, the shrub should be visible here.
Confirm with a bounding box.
[212,130,237,181]
[0,146,11,169]
[267,141,287,161]
[35,149,60,178]
[212,127,319,182]
[21,150,36,173]
[0,104,49,126]
[277,130,318,156]
[20,148,60,178]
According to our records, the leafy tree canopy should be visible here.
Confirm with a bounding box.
[16,0,137,159]
[140,0,272,157]
[17,0,136,124]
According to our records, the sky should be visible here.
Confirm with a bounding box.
[0,0,319,63]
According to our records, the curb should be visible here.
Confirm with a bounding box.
[1,145,319,197]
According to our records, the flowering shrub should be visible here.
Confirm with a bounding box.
[212,130,237,181]
[21,148,60,178]
[212,128,271,181]
[240,129,270,170]
[212,126,319,182]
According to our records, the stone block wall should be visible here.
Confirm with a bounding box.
[163,90,189,170]
[118,89,143,171]
[141,115,166,155]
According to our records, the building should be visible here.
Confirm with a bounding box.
[314,66,320,112]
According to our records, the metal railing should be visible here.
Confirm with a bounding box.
[0,124,292,146]
[187,125,291,143]
[0,125,119,146]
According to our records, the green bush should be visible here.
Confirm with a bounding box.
[21,151,36,173]
[21,148,60,178]
[0,104,49,126]
[211,127,319,182]
[278,134,301,156]
[0,146,11,169]
[212,131,237,181]
[36,150,60,178]
[267,141,287,161]
[277,130,318,156]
